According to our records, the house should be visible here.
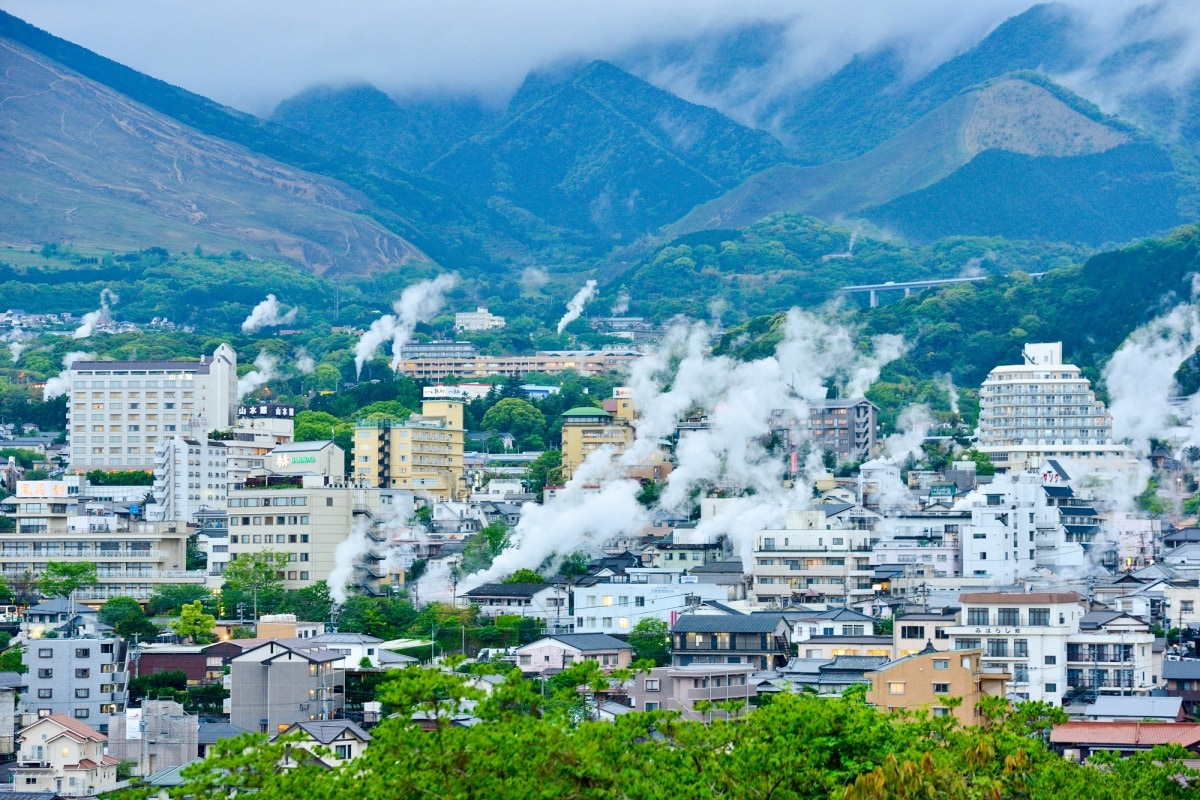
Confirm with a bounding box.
[866,646,1009,726]
[780,655,891,696]
[795,636,895,660]
[891,609,958,656]
[11,715,120,797]
[1050,722,1200,760]
[273,720,371,767]
[515,634,633,675]
[460,583,566,621]
[227,641,346,734]
[623,664,759,720]
[1161,660,1200,715]
[301,633,391,669]
[1081,695,1184,722]
[196,721,248,758]
[671,614,791,671]
[20,599,103,639]
[134,643,211,685]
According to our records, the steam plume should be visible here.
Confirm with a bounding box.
[241,294,297,333]
[237,352,279,398]
[73,289,118,339]
[557,279,597,333]
[353,274,459,377]
[295,347,316,375]
[329,517,371,605]
[43,351,96,400]
[611,290,630,316]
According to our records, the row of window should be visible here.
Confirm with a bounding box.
[230,534,310,545]
[230,517,311,527]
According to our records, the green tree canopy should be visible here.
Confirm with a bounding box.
[481,398,546,438]
[99,596,160,641]
[627,617,670,666]
[170,600,217,643]
[221,551,288,618]
[38,561,97,599]
[147,584,216,616]
[501,568,545,585]
[460,523,511,575]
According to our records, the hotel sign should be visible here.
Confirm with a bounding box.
[275,454,317,469]
[17,481,69,498]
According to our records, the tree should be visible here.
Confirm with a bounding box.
[147,585,216,616]
[627,618,670,666]
[502,568,545,585]
[221,551,288,618]
[460,523,511,575]
[99,596,160,640]
[481,398,546,439]
[0,644,25,674]
[170,600,216,643]
[38,561,97,599]
[525,449,562,500]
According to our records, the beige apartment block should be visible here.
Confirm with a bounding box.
[354,394,465,500]
[867,647,1009,726]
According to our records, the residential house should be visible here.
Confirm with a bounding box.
[273,720,371,767]
[671,614,791,671]
[460,583,565,621]
[866,646,1009,726]
[786,656,892,696]
[892,609,958,656]
[227,641,346,734]
[1081,695,1184,722]
[796,636,895,660]
[1162,660,1200,716]
[515,634,633,676]
[11,715,120,797]
[1050,722,1200,760]
[623,664,758,720]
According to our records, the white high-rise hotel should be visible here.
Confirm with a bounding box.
[66,344,238,472]
[976,342,1134,472]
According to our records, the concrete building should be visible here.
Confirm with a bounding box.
[460,584,564,621]
[455,307,506,332]
[12,714,120,797]
[393,348,641,380]
[559,406,634,482]
[975,342,1134,473]
[227,640,346,735]
[806,399,878,462]
[572,569,741,636]
[750,509,876,607]
[671,614,792,671]
[148,436,228,523]
[22,634,128,734]
[105,699,198,778]
[227,477,385,593]
[866,646,1009,726]
[0,477,202,602]
[66,344,238,472]
[623,664,758,719]
[353,390,465,500]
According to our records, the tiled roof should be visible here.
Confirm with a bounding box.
[672,614,787,634]
[279,720,371,745]
[1086,696,1182,719]
[1050,722,1200,747]
[462,583,551,598]
[1164,660,1200,680]
[959,592,1083,604]
[25,714,106,743]
[541,634,632,652]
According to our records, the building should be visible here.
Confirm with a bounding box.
[65,344,238,472]
[105,699,198,777]
[976,342,1134,473]
[227,640,346,734]
[1049,722,1200,760]
[749,509,876,606]
[460,584,565,621]
[455,308,506,332]
[671,614,792,671]
[22,635,128,733]
[353,390,465,500]
[393,348,642,381]
[623,664,758,719]
[892,610,958,656]
[560,405,634,482]
[272,720,371,767]
[11,715,120,797]
[515,634,634,676]
[227,477,385,593]
[572,569,741,636]
[148,436,228,523]
[806,399,878,462]
[866,646,1009,726]
[0,478,201,602]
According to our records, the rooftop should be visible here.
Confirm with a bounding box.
[672,614,787,634]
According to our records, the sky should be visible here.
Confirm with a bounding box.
[0,0,1039,116]
[2,1,1197,124]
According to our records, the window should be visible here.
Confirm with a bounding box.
[933,660,949,670]
[987,640,1007,659]
[37,689,52,699]
[932,683,950,694]
[1044,655,1057,665]
[75,688,90,698]
[1028,608,1050,626]
[645,701,660,711]
[901,625,925,639]
[1014,640,1028,658]
[955,638,981,651]
[635,597,645,607]
[1184,601,1195,614]
[326,497,334,507]
[519,655,531,666]
[966,608,989,625]
[997,608,1019,626]
[75,647,90,658]
[73,709,89,719]
[38,668,52,678]
[334,745,352,760]
[932,707,950,717]
[75,668,90,678]
[645,679,660,691]
[38,648,52,658]
[888,682,905,695]
[1045,683,1057,693]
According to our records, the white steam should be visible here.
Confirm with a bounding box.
[241,294,298,333]
[353,274,459,377]
[520,266,549,293]
[295,347,316,375]
[4,327,30,364]
[611,290,631,316]
[329,516,371,606]
[73,288,118,339]
[458,306,905,592]
[557,279,598,334]
[1104,301,1200,455]
[938,373,960,415]
[237,352,279,398]
[883,404,933,463]
[43,351,95,400]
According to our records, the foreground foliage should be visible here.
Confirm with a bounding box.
[130,669,1197,800]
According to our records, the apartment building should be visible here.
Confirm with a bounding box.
[227,641,345,734]
[455,307,506,332]
[66,344,238,471]
[353,391,465,500]
[22,635,128,733]
[976,342,1134,473]
[866,647,1009,726]
[560,404,634,482]
[750,509,876,606]
[0,477,202,601]
[670,614,792,671]
[805,399,878,462]
[624,664,759,719]
[572,570,737,636]
[226,475,385,593]
[393,348,642,380]
[149,437,228,523]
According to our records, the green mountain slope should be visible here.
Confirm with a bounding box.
[272,84,497,173]
[0,37,427,274]
[428,60,792,240]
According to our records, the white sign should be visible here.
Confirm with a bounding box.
[125,707,143,740]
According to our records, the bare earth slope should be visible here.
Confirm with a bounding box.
[0,37,427,274]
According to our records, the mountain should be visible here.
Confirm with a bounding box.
[427,60,792,241]
[272,85,498,173]
[0,36,426,274]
